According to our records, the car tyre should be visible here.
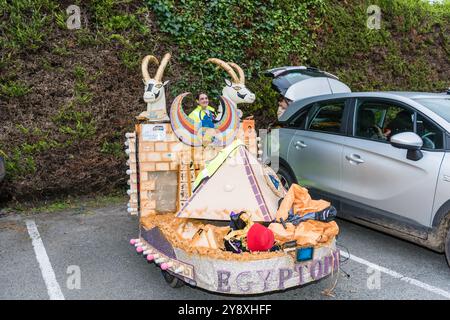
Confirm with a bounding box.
[445,226,450,267]
[277,166,296,190]
[161,270,185,288]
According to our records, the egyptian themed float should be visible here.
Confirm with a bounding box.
[126,53,340,295]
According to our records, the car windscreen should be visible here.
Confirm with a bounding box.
[414,98,450,123]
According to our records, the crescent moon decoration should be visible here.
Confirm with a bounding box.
[170,93,240,147]
[212,96,240,147]
[170,92,203,147]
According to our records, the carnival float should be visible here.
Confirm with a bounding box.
[126,53,340,295]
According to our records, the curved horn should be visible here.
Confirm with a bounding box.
[227,62,245,84]
[141,55,159,82]
[206,58,239,84]
[154,53,171,82]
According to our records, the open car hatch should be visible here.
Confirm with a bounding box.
[265,66,351,102]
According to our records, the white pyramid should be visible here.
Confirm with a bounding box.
[176,143,285,222]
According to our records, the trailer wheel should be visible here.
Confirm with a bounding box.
[445,226,450,268]
[161,270,185,288]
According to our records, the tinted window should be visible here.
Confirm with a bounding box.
[416,114,444,150]
[354,100,444,150]
[307,101,345,133]
[355,103,387,141]
[289,107,310,129]
[354,101,414,141]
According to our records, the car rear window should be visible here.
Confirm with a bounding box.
[307,101,345,133]
[415,98,450,123]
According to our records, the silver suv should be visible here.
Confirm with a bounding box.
[270,91,450,266]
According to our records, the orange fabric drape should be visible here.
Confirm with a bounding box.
[276,184,330,220]
[270,184,339,246]
[268,220,339,247]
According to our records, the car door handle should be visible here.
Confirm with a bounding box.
[295,140,307,149]
[345,154,364,164]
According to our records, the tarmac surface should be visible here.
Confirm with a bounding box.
[0,203,449,300]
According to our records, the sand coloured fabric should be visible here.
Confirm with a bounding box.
[276,184,330,220]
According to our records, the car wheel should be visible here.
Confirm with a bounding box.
[161,270,185,288]
[445,227,450,267]
[277,166,295,190]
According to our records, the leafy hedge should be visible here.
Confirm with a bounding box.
[311,0,450,91]
[0,0,448,204]
[148,0,326,119]
[146,0,449,122]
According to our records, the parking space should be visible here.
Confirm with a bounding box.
[0,204,449,300]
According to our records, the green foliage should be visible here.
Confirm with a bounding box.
[3,147,37,178]
[100,140,124,158]
[0,127,63,179]
[73,65,88,80]
[73,65,95,104]
[310,0,450,92]
[20,140,60,154]
[5,192,127,214]
[88,1,150,35]
[100,130,125,158]
[105,14,149,33]
[75,29,99,47]
[118,47,142,70]
[51,45,71,56]
[82,1,154,70]
[52,107,97,140]
[53,79,97,140]
[147,0,326,114]
[1,0,449,203]
[0,80,30,97]
[0,0,58,53]
[3,60,99,182]
[1,59,99,182]
[53,8,69,30]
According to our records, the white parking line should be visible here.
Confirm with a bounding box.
[26,220,65,300]
[340,250,450,299]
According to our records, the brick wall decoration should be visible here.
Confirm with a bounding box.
[125,121,261,217]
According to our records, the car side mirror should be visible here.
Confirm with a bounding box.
[390,132,423,161]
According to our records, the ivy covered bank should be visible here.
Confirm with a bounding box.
[0,0,448,203]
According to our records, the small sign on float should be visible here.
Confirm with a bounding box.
[142,124,166,141]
